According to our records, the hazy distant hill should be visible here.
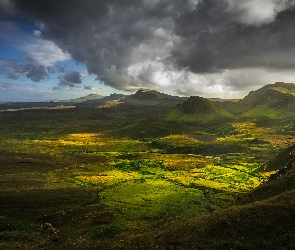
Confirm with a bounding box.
[122,88,186,106]
[165,96,233,123]
[101,93,126,101]
[63,94,104,103]
[229,82,295,117]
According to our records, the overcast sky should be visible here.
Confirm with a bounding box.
[1,0,295,101]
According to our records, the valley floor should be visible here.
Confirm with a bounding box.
[0,104,294,249]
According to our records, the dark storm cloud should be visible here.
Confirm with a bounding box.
[7,63,48,82]
[9,0,192,89]
[25,65,48,82]
[8,0,295,92]
[171,0,295,73]
[0,0,14,16]
[63,71,82,84]
[54,71,82,90]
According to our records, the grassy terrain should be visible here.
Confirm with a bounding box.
[0,101,295,249]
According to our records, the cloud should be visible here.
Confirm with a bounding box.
[0,18,70,85]
[9,0,185,90]
[0,0,14,15]
[84,85,92,90]
[7,0,295,97]
[7,63,48,82]
[63,71,81,84]
[18,38,71,66]
[54,70,82,90]
[227,0,295,26]
[171,0,295,74]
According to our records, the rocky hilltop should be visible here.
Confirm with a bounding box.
[165,95,233,123]
[122,88,186,106]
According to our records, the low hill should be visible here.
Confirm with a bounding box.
[121,88,186,106]
[164,96,233,123]
[101,93,126,101]
[63,94,104,103]
[144,143,295,249]
[229,82,295,118]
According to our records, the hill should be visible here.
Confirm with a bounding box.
[63,94,104,103]
[121,88,186,106]
[101,93,126,101]
[229,82,295,118]
[164,96,233,123]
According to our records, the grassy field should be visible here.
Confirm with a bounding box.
[0,103,294,249]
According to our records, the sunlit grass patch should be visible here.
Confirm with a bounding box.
[159,134,201,144]
[232,122,272,138]
[24,134,151,154]
[72,159,265,223]
[66,133,101,141]
[169,164,265,193]
[100,179,213,220]
[161,154,209,170]
[74,170,141,187]
[121,153,210,170]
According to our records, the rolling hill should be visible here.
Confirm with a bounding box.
[164,95,233,123]
[121,88,186,106]
[63,94,104,103]
[228,82,295,118]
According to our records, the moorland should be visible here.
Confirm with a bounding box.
[1,82,295,249]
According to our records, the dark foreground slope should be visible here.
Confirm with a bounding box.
[143,144,295,250]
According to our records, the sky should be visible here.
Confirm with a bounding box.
[1,0,295,101]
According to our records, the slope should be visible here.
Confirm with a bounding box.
[145,143,295,249]
[121,88,186,106]
[165,95,233,124]
[229,82,295,118]
[63,93,104,103]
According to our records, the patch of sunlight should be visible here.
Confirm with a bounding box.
[159,134,201,145]
[66,133,101,141]
[168,164,264,193]
[232,122,273,138]
[100,179,210,219]
[261,170,277,178]
[74,170,141,187]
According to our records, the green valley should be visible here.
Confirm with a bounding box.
[1,82,295,249]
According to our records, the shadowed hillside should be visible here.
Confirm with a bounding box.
[122,88,186,106]
[165,96,233,123]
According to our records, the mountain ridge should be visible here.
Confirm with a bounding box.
[228,82,295,117]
